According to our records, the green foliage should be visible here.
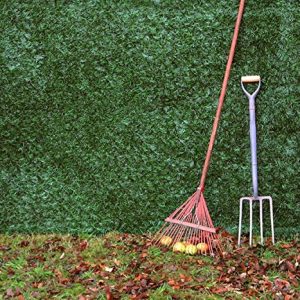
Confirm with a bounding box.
[0,0,299,236]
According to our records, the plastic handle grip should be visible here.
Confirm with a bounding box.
[241,75,261,83]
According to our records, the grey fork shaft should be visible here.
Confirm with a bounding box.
[249,95,258,198]
[241,79,261,198]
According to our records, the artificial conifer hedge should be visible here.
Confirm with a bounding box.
[0,0,299,237]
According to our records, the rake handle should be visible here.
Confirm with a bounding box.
[199,0,246,191]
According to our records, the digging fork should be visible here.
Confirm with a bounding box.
[238,75,275,246]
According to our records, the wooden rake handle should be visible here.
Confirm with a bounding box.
[199,0,246,191]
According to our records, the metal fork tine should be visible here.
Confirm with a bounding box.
[238,196,274,246]
[259,198,264,245]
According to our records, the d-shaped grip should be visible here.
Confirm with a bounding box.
[241,75,261,98]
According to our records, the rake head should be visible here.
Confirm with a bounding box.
[153,188,222,256]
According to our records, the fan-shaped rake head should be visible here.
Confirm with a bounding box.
[153,189,222,256]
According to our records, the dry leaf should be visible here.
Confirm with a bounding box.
[104,266,114,272]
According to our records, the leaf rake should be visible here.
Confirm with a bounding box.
[153,0,246,256]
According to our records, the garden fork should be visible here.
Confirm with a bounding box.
[238,75,275,246]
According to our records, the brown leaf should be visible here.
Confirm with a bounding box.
[70,262,90,274]
[88,287,100,292]
[281,243,293,249]
[274,278,290,291]
[197,259,204,266]
[17,295,25,300]
[211,286,229,294]
[140,279,148,287]
[247,268,255,275]
[240,262,247,272]
[38,282,44,288]
[179,273,192,282]
[279,260,296,272]
[7,267,15,275]
[78,296,87,300]
[0,244,10,251]
[113,258,121,266]
[105,286,113,300]
[285,260,296,272]
[221,230,231,237]
[173,285,181,290]
[79,240,89,251]
[135,273,145,281]
[19,240,30,247]
[59,278,70,285]
[31,292,40,298]
[168,279,176,286]
[6,288,15,297]
[248,288,258,296]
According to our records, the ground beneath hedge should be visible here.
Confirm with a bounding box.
[0,231,299,299]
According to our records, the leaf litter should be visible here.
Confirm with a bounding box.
[0,231,299,299]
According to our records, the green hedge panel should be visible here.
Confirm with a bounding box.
[0,0,299,237]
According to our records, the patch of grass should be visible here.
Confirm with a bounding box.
[263,249,276,260]
[149,283,176,300]
[3,256,27,271]
[28,265,54,281]
[81,239,109,261]
[148,246,162,258]
[266,270,282,282]
[149,286,219,300]
[80,270,94,280]
[56,283,86,299]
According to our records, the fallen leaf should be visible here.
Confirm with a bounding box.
[6,288,14,297]
[31,292,40,298]
[79,240,89,251]
[274,278,290,291]
[38,282,44,288]
[104,266,114,273]
[211,286,229,294]
[59,278,70,285]
[168,279,176,286]
[285,260,296,272]
[19,240,30,247]
[105,286,113,300]
[88,287,100,292]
